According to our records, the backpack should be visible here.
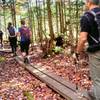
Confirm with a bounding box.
[8,26,16,37]
[85,10,100,52]
[20,26,30,41]
[0,31,3,36]
[55,36,63,47]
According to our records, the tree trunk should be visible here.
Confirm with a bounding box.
[36,0,43,47]
[11,0,16,27]
[3,5,7,40]
[28,0,34,43]
[47,0,54,54]
[55,1,59,35]
[58,0,64,34]
[68,0,73,45]
[75,0,79,44]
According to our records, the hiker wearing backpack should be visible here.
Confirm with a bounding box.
[0,30,3,48]
[18,20,31,63]
[76,0,100,99]
[7,22,17,56]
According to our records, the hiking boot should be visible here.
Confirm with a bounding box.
[14,53,17,57]
[24,57,29,64]
[88,91,96,100]
[1,44,3,48]
[0,44,3,48]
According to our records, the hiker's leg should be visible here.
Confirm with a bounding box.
[0,36,3,47]
[11,37,16,55]
[0,37,1,45]
[24,40,30,63]
[20,41,26,58]
[1,36,3,47]
[9,37,14,53]
[13,37,17,55]
[25,40,30,56]
[89,51,100,100]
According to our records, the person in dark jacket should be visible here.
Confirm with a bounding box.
[76,0,100,99]
[18,20,32,63]
[0,30,3,48]
[7,22,17,56]
[55,35,63,47]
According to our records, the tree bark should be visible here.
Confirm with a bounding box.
[47,0,54,54]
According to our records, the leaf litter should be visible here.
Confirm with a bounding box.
[0,52,65,100]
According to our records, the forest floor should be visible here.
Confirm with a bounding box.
[0,44,92,100]
[0,51,65,100]
[29,45,92,90]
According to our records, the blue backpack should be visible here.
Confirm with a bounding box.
[8,26,16,37]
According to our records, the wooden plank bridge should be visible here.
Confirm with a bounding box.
[0,48,90,100]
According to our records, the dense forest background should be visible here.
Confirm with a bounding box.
[0,0,85,55]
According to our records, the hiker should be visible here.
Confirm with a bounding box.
[76,0,100,99]
[18,20,32,63]
[7,22,17,56]
[55,35,64,47]
[0,30,3,48]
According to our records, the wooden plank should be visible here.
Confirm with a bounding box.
[30,64,89,100]
[30,63,76,92]
[0,48,11,53]
[16,56,89,100]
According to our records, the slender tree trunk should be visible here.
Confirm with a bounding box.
[43,0,46,33]
[39,1,43,47]
[68,0,73,45]
[11,0,16,27]
[28,0,34,43]
[55,1,59,35]
[32,9,36,43]
[36,0,43,47]
[63,0,67,33]
[75,0,79,44]
[47,0,54,54]
[60,0,64,33]
[58,0,64,34]
[3,5,7,40]
[36,0,40,43]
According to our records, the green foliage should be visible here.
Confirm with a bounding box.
[0,0,84,44]
[0,57,5,62]
[23,91,34,100]
[53,46,63,54]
